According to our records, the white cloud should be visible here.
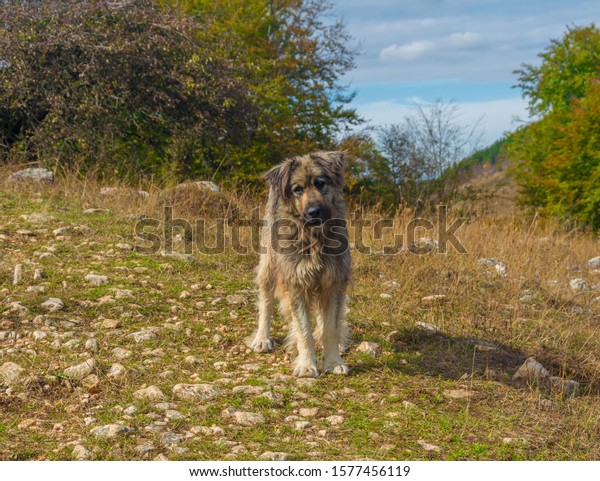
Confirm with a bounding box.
[380,40,436,61]
[379,31,483,64]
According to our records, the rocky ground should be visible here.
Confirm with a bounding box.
[1,176,599,460]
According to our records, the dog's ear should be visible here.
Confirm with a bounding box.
[320,151,347,187]
[264,158,295,198]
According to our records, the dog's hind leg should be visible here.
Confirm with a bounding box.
[318,289,349,375]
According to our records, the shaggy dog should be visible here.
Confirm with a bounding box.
[249,151,351,377]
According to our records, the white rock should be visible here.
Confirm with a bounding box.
[90,424,133,439]
[417,439,440,452]
[112,348,132,360]
[133,385,167,402]
[569,278,589,292]
[299,407,319,418]
[226,294,247,305]
[10,167,54,184]
[131,330,157,343]
[0,361,25,384]
[26,285,46,293]
[107,363,128,380]
[72,444,93,461]
[20,213,55,224]
[172,384,223,401]
[259,451,290,461]
[13,264,23,285]
[512,357,549,382]
[325,415,344,426]
[85,338,99,353]
[85,274,109,286]
[82,374,100,392]
[32,330,48,340]
[112,288,133,299]
[588,256,600,268]
[421,294,447,303]
[64,358,96,381]
[548,376,580,398]
[231,411,266,426]
[356,341,381,356]
[33,268,47,281]
[41,297,64,312]
[416,321,439,333]
[379,293,392,299]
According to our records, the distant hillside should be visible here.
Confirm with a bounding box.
[443,137,521,218]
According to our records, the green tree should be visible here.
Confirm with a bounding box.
[514,24,600,115]
[175,0,361,176]
[510,25,600,228]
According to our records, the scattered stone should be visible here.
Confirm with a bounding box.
[160,432,184,446]
[0,361,25,384]
[299,407,319,418]
[83,208,110,215]
[421,294,447,303]
[81,374,100,393]
[548,376,580,398]
[295,420,312,430]
[190,425,225,437]
[325,415,344,426]
[10,167,54,184]
[165,410,185,421]
[102,319,121,329]
[232,385,265,395]
[26,285,46,293]
[85,274,109,286]
[569,278,589,292]
[90,424,133,439]
[112,288,133,299]
[226,294,247,305]
[32,330,48,340]
[356,341,381,356]
[33,268,47,281]
[13,264,23,285]
[161,251,195,263]
[417,439,440,452]
[112,348,132,360]
[176,180,220,193]
[379,293,393,299]
[172,384,223,401]
[133,385,167,402]
[72,444,93,461]
[20,213,55,224]
[512,357,549,382]
[179,291,191,299]
[494,261,508,276]
[223,409,266,427]
[587,256,600,268]
[131,330,157,343]
[64,358,96,381]
[443,389,474,399]
[85,338,99,353]
[107,363,128,380]
[259,452,290,461]
[41,297,64,312]
[135,443,156,455]
[153,453,168,461]
[416,322,439,333]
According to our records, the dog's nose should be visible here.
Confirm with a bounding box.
[306,206,321,218]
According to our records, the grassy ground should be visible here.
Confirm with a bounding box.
[0,173,599,460]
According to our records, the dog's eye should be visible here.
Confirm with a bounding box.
[293,186,303,196]
[314,179,326,190]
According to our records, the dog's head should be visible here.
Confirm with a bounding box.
[264,151,347,226]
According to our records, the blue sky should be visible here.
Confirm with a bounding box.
[336,0,600,145]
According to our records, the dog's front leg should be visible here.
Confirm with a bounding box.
[289,295,319,378]
[319,292,349,375]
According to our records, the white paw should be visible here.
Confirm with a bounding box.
[323,357,349,375]
[293,360,319,378]
[250,337,274,353]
